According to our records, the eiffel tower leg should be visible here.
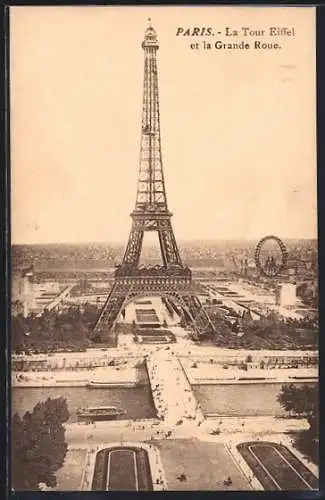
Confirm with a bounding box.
[178,294,215,338]
[92,284,127,344]
[158,224,182,266]
[168,294,199,339]
[122,223,144,266]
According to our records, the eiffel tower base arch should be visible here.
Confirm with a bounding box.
[91,273,214,344]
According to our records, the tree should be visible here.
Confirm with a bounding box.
[12,397,69,490]
[277,383,318,431]
[292,428,319,466]
[278,383,319,466]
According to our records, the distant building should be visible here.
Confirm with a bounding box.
[12,267,35,317]
[12,268,72,317]
[275,283,297,307]
[32,283,73,315]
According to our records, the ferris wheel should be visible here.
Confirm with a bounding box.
[254,235,288,278]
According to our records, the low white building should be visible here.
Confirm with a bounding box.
[276,283,297,307]
[12,269,35,317]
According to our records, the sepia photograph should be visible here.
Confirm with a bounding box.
[10,5,318,492]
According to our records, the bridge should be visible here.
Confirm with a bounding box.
[146,350,204,425]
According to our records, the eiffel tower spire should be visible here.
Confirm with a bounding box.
[135,20,168,213]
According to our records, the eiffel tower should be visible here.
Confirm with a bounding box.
[93,20,214,343]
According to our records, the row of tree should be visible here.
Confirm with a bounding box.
[207,309,318,350]
[243,314,318,348]
[12,303,101,353]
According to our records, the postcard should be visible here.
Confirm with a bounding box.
[10,6,318,492]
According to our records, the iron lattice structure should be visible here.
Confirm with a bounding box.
[93,22,214,342]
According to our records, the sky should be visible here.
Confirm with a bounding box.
[10,6,317,244]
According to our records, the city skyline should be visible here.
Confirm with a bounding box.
[11,236,317,247]
[10,6,317,245]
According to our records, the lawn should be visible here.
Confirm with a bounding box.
[154,438,250,490]
[108,449,137,490]
[55,449,88,491]
[237,442,318,491]
[92,446,153,491]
